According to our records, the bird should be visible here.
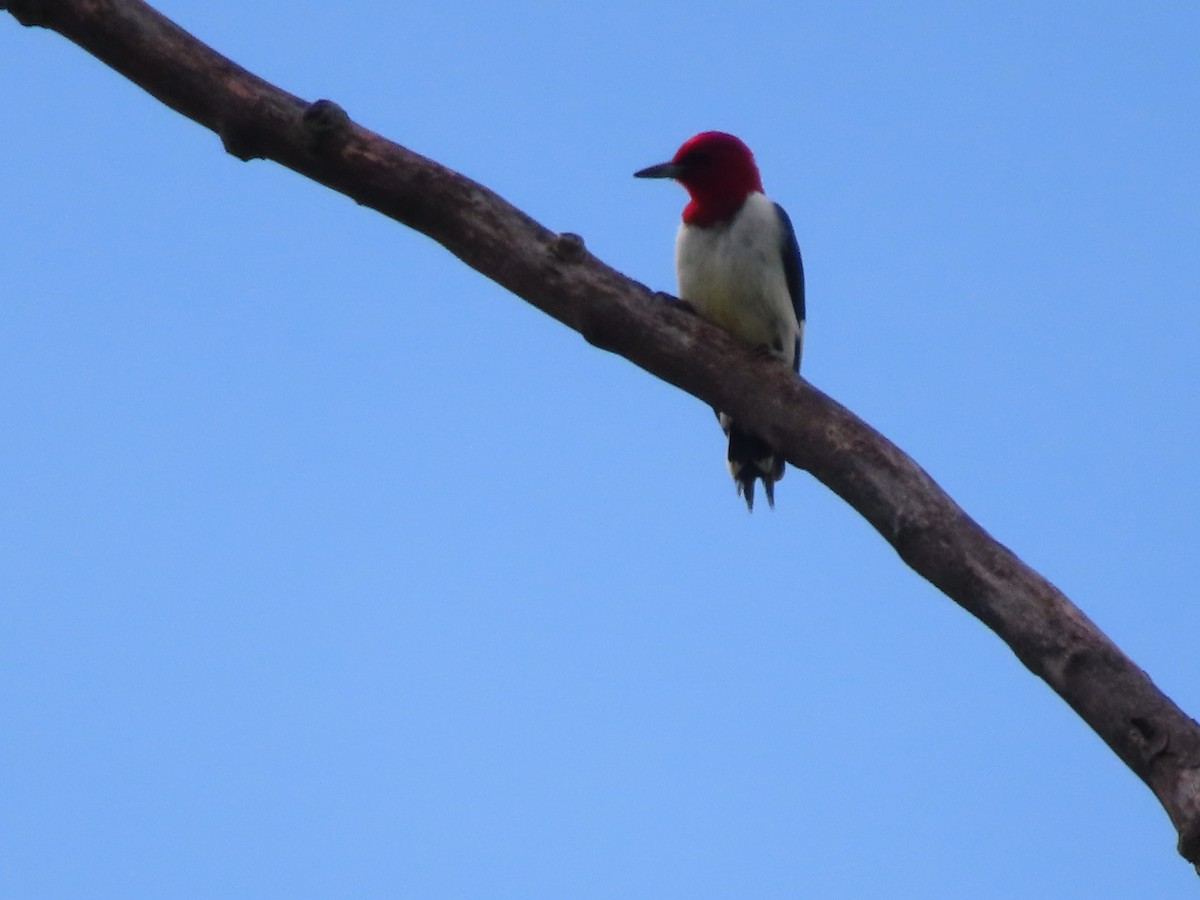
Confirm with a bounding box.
[635,131,805,510]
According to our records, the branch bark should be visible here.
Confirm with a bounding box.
[5,0,1199,870]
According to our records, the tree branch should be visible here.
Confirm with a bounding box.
[6,0,1199,870]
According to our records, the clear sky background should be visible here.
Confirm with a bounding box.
[3,2,1198,897]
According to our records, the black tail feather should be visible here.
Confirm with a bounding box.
[722,416,785,511]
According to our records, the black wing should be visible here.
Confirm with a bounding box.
[773,202,805,373]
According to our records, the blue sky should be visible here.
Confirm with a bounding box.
[3,2,1198,896]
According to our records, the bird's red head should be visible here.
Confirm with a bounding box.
[634,131,764,226]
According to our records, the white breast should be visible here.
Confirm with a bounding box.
[675,192,800,367]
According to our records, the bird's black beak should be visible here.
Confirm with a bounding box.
[633,161,684,180]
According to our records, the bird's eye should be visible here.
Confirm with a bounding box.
[681,149,710,168]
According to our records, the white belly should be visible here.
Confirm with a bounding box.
[675,192,800,367]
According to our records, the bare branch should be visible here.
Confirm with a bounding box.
[5,0,1199,869]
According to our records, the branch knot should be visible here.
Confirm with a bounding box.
[550,232,585,262]
[302,99,350,153]
[219,118,263,161]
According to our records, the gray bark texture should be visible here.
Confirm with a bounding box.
[5,0,1199,871]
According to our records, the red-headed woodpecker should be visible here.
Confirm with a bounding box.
[635,131,805,510]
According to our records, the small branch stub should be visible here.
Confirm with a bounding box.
[302,98,350,153]
[219,118,262,162]
[3,0,55,27]
[551,231,586,262]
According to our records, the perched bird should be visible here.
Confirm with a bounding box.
[635,131,805,510]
